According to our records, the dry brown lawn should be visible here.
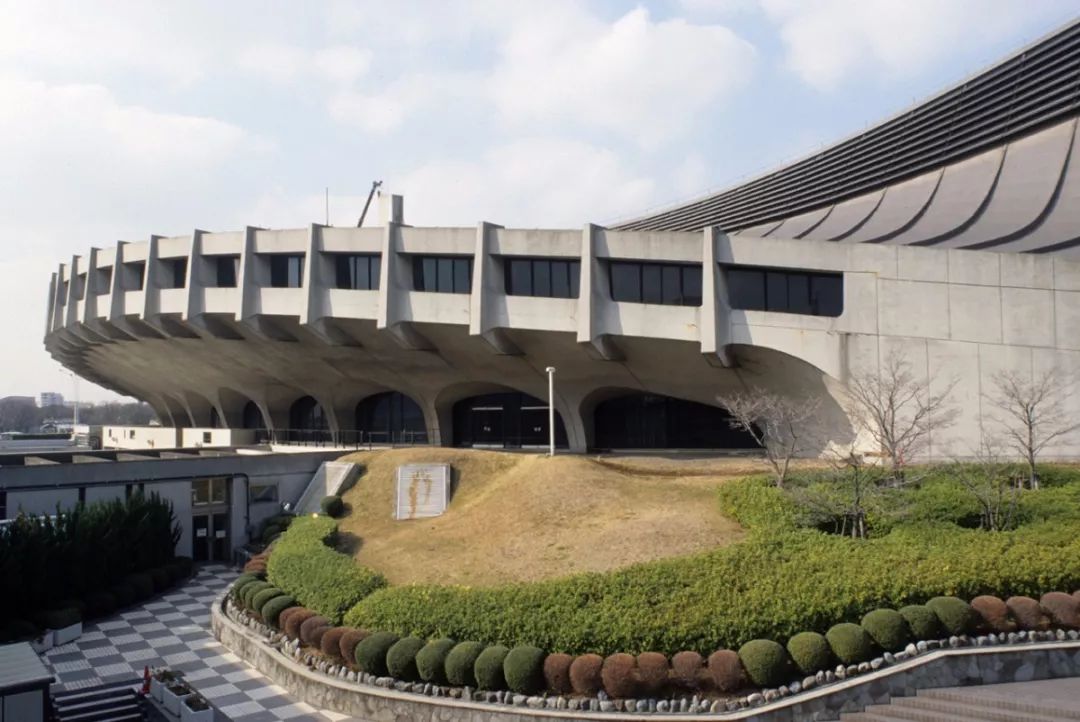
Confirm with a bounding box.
[334,448,791,587]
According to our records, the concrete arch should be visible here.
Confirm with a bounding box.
[353,390,428,444]
[432,380,577,450]
[216,386,269,429]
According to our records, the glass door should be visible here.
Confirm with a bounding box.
[192,514,210,562]
[211,512,229,561]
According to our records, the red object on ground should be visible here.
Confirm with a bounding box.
[142,666,150,695]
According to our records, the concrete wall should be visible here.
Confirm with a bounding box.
[103,426,180,450]
[45,222,1080,459]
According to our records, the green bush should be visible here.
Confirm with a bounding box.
[826,623,875,664]
[354,632,399,676]
[262,595,296,628]
[262,524,283,544]
[786,631,833,675]
[242,581,273,610]
[252,588,285,617]
[503,646,546,695]
[125,573,154,600]
[737,639,789,688]
[36,607,81,630]
[899,604,943,640]
[321,495,344,518]
[474,645,509,690]
[267,517,386,624]
[110,582,136,608]
[445,641,485,687]
[386,637,425,682]
[860,609,911,652]
[0,620,38,643]
[926,596,977,636]
[149,567,171,592]
[231,575,261,601]
[416,639,456,684]
[173,556,194,578]
[83,591,117,619]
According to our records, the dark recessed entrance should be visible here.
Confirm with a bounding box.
[453,392,567,449]
[593,393,759,450]
[289,396,328,431]
[355,392,428,444]
[242,401,264,430]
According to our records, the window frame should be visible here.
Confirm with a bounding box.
[608,260,703,307]
[268,254,305,289]
[412,255,473,294]
[334,253,381,291]
[725,265,843,317]
[503,257,581,299]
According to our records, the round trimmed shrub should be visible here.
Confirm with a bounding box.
[387,637,425,682]
[262,595,296,628]
[970,595,1016,633]
[542,653,573,695]
[321,495,344,518]
[339,629,370,666]
[252,588,285,616]
[601,653,638,698]
[231,575,261,601]
[309,625,332,649]
[299,616,331,647]
[110,582,136,608]
[861,609,912,652]
[278,606,304,633]
[243,559,267,575]
[445,641,484,687]
[83,591,117,619]
[926,596,978,636]
[149,567,171,592]
[707,649,747,692]
[284,608,317,640]
[1007,596,1050,631]
[569,653,603,695]
[1041,592,1080,629]
[899,604,944,640]
[320,627,349,660]
[416,638,456,684]
[737,640,789,688]
[826,623,875,665]
[636,652,669,696]
[671,651,703,690]
[355,632,399,676]
[786,631,834,675]
[262,524,283,544]
[125,573,154,600]
[504,646,546,695]
[242,581,272,610]
[474,645,509,691]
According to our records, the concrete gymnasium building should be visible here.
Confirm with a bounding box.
[42,19,1080,458]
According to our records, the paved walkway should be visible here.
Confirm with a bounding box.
[42,564,352,721]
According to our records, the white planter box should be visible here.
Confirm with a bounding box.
[162,685,190,716]
[52,621,82,646]
[30,631,54,654]
[180,701,213,722]
[149,677,163,702]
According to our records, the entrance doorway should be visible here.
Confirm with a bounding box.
[593,393,760,450]
[452,392,568,449]
[191,477,230,562]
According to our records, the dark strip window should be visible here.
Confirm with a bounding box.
[97,267,112,293]
[163,258,187,289]
[269,254,305,288]
[124,261,145,291]
[0,490,6,520]
[335,254,381,290]
[78,487,86,505]
[609,261,702,306]
[413,255,472,294]
[214,256,239,288]
[504,258,580,299]
[75,273,87,300]
[726,266,843,317]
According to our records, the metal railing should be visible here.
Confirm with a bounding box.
[253,428,429,449]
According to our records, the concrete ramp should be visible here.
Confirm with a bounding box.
[294,461,359,515]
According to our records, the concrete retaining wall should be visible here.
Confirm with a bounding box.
[211,595,1080,721]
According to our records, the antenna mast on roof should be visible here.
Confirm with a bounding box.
[357,180,383,227]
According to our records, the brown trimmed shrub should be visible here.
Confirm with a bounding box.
[601,653,638,698]
[1041,592,1080,629]
[309,624,332,650]
[970,596,1016,633]
[671,651,703,690]
[1007,596,1051,631]
[244,559,268,575]
[299,615,330,645]
[339,629,370,666]
[284,608,316,640]
[542,653,573,695]
[636,652,669,696]
[706,649,747,692]
[277,606,303,632]
[569,654,603,695]
[320,627,348,660]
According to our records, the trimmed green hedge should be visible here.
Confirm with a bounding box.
[354,631,399,676]
[416,639,456,684]
[474,645,509,690]
[386,637,426,682]
[445,641,485,687]
[826,623,875,665]
[267,517,386,624]
[503,646,546,694]
[786,631,833,675]
[861,609,911,653]
[737,639,790,688]
[262,595,296,628]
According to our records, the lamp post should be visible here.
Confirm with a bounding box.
[545,366,556,457]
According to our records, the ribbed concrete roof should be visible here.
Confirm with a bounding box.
[615,18,1080,255]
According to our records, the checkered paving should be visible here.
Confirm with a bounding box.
[42,564,353,721]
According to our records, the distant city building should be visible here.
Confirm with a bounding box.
[39,391,64,408]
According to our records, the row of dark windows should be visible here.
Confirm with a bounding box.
[60,255,844,318]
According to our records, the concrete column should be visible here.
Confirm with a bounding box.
[51,263,67,331]
[576,224,598,345]
[469,221,519,354]
[81,248,100,325]
[182,230,204,322]
[238,226,258,323]
[64,255,80,327]
[45,272,57,336]
[299,223,321,326]
[701,227,735,367]
[107,241,128,323]
[376,220,400,330]
[142,235,161,319]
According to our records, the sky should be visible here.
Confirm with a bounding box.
[1,0,1077,403]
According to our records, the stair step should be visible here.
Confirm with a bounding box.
[920,688,1080,720]
[56,702,143,722]
[841,713,920,722]
[54,679,141,705]
[896,695,1075,722]
[56,693,139,715]
[859,701,992,722]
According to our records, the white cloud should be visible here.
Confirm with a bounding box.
[760,0,1070,90]
[237,43,372,86]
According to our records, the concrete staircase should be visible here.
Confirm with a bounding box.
[293,461,359,515]
[842,679,1080,722]
[52,679,145,722]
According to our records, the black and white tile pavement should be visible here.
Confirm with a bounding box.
[42,564,352,722]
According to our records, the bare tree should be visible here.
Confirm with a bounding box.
[946,439,1021,531]
[847,350,959,483]
[717,390,821,488]
[987,367,1080,490]
[794,447,885,539]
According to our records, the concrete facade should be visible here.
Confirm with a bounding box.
[42,218,1080,458]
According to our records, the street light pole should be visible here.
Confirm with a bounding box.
[545,366,556,457]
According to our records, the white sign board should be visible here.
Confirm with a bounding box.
[395,464,451,520]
